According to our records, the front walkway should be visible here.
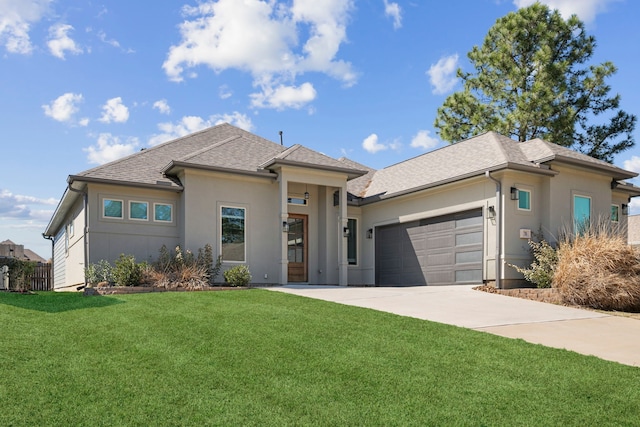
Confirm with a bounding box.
[267,285,640,367]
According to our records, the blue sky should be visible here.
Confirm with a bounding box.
[2,0,640,259]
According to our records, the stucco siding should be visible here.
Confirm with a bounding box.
[87,183,181,267]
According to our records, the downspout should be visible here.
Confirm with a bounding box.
[485,171,502,289]
[68,183,89,289]
[42,233,54,290]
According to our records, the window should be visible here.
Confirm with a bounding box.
[287,197,308,206]
[129,201,148,220]
[347,218,357,265]
[154,203,173,222]
[574,195,591,234]
[68,221,74,237]
[611,204,620,223]
[517,189,531,211]
[221,207,245,262]
[103,199,123,218]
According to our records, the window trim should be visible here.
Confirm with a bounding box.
[102,198,124,219]
[129,200,149,221]
[517,189,532,211]
[153,203,174,223]
[347,218,358,266]
[220,205,247,263]
[287,196,309,206]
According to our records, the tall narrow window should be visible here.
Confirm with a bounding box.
[347,218,357,265]
[221,207,245,262]
[103,199,123,219]
[574,195,591,234]
[517,189,531,211]
[611,204,619,223]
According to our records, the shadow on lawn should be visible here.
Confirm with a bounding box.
[0,291,124,313]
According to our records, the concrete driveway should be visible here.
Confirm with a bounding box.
[268,285,640,367]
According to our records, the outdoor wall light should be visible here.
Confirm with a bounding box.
[622,204,629,215]
[488,205,496,219]
[343,227,350,237]
[366,228,373,239]
[282,221,289,233]
[510,187,519,200]
[304,184,309,200]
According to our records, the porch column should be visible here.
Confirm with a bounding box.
[279,175,289,285]
[338,184,348,286]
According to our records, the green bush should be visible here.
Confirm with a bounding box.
[85,260,114,285]
[0,259,36,291]
[223,265,252,287]
[510,234,558,288]
[112,254,145,287]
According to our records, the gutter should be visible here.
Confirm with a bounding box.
[68,182,89,288]
[485,171,502,289]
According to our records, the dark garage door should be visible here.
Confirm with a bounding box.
[375,209,483,286]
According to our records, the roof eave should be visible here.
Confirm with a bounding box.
[356,162,557,206]
[261,159,368,180]
[68,175,184,192]
[547,156,637,180]
[163,161,278,180]
[43,180,86,236]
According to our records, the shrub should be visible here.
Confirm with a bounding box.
[509,233,558,288]
[151,245,211,289]
[223,265,252,287]
[0,259,36,291]
[554,220,640,311]
[85,260,114,285]
[112,254,145,287]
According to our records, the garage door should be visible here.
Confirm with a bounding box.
[375,209,483,286]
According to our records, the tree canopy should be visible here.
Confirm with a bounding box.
[434,3,636,162]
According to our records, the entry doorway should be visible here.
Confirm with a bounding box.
[287,214,308,282]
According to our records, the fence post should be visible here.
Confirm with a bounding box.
[1,265,8,290]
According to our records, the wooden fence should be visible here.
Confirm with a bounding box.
[29,264,52,291]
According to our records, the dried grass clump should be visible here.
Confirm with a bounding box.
[554,222,640,311]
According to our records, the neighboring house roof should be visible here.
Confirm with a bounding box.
[23,249,47,264]
[359,132,638,202]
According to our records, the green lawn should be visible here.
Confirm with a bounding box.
[1,290,639,426]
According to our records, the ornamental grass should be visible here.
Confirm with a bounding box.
[554,220,640,311]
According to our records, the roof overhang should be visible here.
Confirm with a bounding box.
[357,162,557,206]
[163,161,278,180]
[260,158,368,181]
[541,156,638,181]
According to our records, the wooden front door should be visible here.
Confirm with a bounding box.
[287,214,307,282]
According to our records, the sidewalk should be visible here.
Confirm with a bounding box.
[268,285,640,367]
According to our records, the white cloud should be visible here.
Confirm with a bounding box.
[47,23,83,59]
[0,189,56,220]
[84,133,139,165]
[148,112,254,146]
[219,85,233,99]
[250,81,317,110]
[410,130,440,150]
[97,30,135,53]
[153,99,171,115]
[99,97,129,123]
[383,0,402,29]
[427,54,459,95]
[42,92,84,123]
[362,134,387,154]
[0,0,51,54]
[162,0,357,110]
[513,0,617,23]
[623,156,640,175]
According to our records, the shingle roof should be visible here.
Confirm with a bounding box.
[260,144,368,179]
[70,123,366,187]
[340,158,376,198]
[361,131,636,200]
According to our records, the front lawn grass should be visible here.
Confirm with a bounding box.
[1,290,639,426]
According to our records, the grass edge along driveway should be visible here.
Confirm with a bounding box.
[1,289,639,426]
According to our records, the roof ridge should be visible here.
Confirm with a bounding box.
[178,135,242,162]
[275,144,302,160]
